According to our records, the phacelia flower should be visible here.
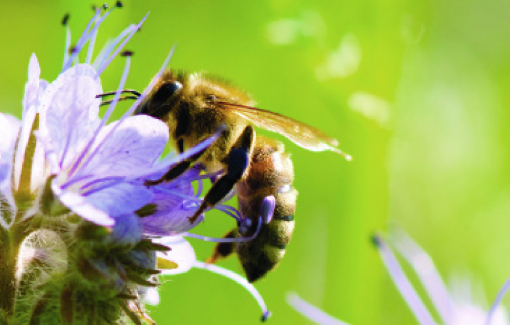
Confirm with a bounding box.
[0,4,269,324]
[287,230,509,325]
[373,230,508,325]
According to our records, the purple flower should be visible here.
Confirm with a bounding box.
[0,5,271,323]
[374,231,509,325]
[288,231,510,325]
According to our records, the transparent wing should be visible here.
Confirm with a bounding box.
[220,102,349,158]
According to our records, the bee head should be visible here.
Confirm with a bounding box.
[134,80,183,119]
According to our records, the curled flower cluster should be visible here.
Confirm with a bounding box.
[0,4,268,324]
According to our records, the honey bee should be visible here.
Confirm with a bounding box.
[130,69,348,282]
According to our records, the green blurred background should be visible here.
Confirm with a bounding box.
[2,0,510,324]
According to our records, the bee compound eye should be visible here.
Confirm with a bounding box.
[153,81,183,102]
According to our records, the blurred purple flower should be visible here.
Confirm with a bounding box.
[288,231,509,325]
[374,231,508,325]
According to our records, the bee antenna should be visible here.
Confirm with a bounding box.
[99,95,139,107]
[96,89,141,98]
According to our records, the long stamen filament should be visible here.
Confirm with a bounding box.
[185,217,263,244]
[192,261,271,321]
[486,274,510,325]
[66,54,132,179]
[390,230,454,324]
[373,234,436,325]
[287,292,349,325]
[62,7,103,72]
[96,14,147,75]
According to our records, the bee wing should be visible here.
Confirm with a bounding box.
[222,103,348,156]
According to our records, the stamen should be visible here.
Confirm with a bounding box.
[150,187,203,202]
[216,204,241,219]
[390,229,454,324]
[194,176,203,196]
[240,217,262,239]
[61,13,70,26]
[486,274,510,325]
[372,234,436,325]
[75,44,177,185]
[92,25,136,70]
[85,11,101,64]
[79,176,126,195]
[62,14,71,70]
[120,43,176,119]
[96,14,148,75]
[214,205,241,221]
[100,55,131,125]
[62,7,102,72]
[66,54,132,179]
[146,125,225,178]
[286,292,349,325]
[192,261,271,321]
[185,218,261,243]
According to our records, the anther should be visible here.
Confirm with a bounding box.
[121,50,133,57]
[261,311,272,322]
[260,196,276,224]
[61,13,70,26]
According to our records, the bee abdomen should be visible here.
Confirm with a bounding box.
[237,197,296,282]
[235,136,297,282]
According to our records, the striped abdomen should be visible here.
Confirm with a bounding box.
[235,136,297,282]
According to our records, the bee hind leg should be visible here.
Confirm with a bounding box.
[205,229,237,264]
[188,125,255,223]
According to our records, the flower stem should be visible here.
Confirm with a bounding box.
[0,225,19,317]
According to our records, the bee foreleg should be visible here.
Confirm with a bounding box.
[188,125,255,223]
[205,229,237,264]
[145,146,207,186]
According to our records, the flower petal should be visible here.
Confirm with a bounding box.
[23,54,41,114]
[156,236,196,275]
[73,115,168,180]
[52,181,115,226]
[39,64,102,170]
[141,177,203,236]
[0,113,20,195]
[105,213,142,248]
[84,182,153,217]
[0,113,21,160]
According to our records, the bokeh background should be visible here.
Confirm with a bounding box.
[1,0,510,324]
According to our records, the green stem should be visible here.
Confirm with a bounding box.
[0,225,18,317]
